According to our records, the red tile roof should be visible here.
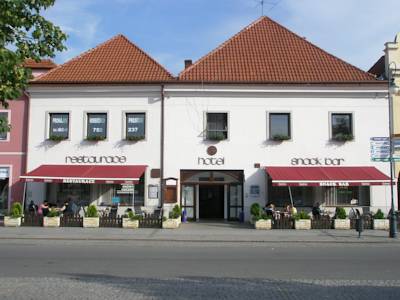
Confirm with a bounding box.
[179,17,382,84]
[368,55,386,78]
[33,35,174,84]
[24,59,57,69]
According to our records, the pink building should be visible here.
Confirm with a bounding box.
[0,60,56,214]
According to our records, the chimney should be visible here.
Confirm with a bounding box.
[184,59,192,69]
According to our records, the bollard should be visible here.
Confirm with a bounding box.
[355,217,364,238]
[182,209,187,223]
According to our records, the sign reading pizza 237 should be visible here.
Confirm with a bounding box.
[291,157,345,166]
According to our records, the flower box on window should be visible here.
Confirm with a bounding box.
[125,136,145,142]
[272,134,290,141]
[332,133,354,142]
[206,131,227,141]
[48,135,68,142]
[85,136,106,142]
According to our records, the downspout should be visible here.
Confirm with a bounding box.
[160,84,165,217]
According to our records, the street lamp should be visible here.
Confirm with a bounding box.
[388,61,399,238]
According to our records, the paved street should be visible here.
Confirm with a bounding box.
[1,224,400,299]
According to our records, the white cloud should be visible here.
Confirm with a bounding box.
[43,0,102,63]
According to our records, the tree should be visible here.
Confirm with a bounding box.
[0,0,67,133]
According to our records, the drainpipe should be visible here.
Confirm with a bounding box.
[160,84,165,217]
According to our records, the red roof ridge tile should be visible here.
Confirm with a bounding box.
[179,17,266,77]
[33,34,174,83]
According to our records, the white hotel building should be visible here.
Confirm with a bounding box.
[23,17,395,220]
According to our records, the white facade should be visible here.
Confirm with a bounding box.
[26,85,163,212]
[25,83,396,220]
[163,84,395,220]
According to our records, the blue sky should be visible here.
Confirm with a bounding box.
[44,0,400,75]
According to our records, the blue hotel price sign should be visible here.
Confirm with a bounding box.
[370,137,400,161]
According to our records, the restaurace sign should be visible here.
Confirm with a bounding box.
[291,157,345,166]
[65,155,127,164]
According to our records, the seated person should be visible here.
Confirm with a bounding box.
[264,203,275,216]
[40,201,50,217]
[312,202,321,218]
[27,200,38,214]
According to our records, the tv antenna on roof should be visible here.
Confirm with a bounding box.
[254,0,282,16]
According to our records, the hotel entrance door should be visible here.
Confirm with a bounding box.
[199,185,224,219]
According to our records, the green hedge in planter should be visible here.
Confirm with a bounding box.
[373,209,385,219]
[85,205,98,217]
[10,202,23,218]
[126,211,143,220]
[335,207,347,219]
[169,204,182,219]
[294,210,310,220]
[333,133,354,142]
[47,209,59,217]
[250,203,261,219]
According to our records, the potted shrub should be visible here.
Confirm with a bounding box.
[43,209,60,227]
[162,205,182,229]
[373,209,389,230]
[254,213,272,230]
[272,134,290,141]
[294,210,311,230]
[333,207,350,229]
[250,203,261,225]
[332,133,354,142]
[4,202,23,227]
[83,205,99,228]
[122,211,142,229]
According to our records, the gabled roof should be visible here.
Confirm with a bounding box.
[24,59,57,69]
[179,17,382,84]
[368,55,386,78]
[33,35,174,84]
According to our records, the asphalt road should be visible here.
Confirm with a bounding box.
[1,240,400,299]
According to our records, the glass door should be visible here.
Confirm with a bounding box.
[181,185,195,220]
[228,184,243,221]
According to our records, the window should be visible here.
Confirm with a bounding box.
[49,113,69,140]
[325,186,370,206]
[125,113,145,141]
[99,175,145,206]
[269,113,291,141]
[0,112,9,141]
[87,113,107,140]
[331,113,353,141]
[206,113,228,140]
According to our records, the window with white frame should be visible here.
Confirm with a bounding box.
[206,112,228,140]
[331,113,353,141]
[49,113,69,140]
[87,113,107,140]
[125,112,145,141]
[0,112,9,141]
[269,112,291,141]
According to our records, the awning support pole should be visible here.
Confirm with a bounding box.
[22,181,27,213]
[288,186,294,207]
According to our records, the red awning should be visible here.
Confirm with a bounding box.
[265,166,392,187]
[21,165,146,184]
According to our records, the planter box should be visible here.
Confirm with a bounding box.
[162,217,181,229]
[122,218,139,229]
[295,219,311,230]
[334,219,350,230]
[4,216,21,227]
[373,219,389,230]
[43,217,60,227]
[83,217,99,228]
[255,219,272,230]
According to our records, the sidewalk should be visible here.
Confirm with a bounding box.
[0,222,399,243]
